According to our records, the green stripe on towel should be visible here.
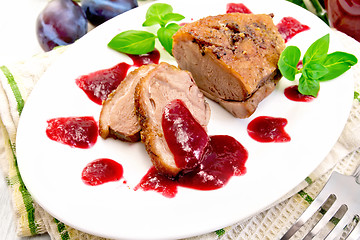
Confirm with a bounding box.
[9,139,39,235]
[5,176,10,186]
[0,65,25,115]
[215,228,226,237]
[54,218,70,240]
[305,176,313,185]
[298,190,314,204]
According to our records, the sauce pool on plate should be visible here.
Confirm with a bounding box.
[75,49,160,104]
[46,116,98,149]
[135,134,248,198]
[276,17,310,43]
[82,158,124,186]
[226,3,252,13]
[284,85,316,102]
[135,99,248,198]
[76,62,131,105]
[247,116,291,143]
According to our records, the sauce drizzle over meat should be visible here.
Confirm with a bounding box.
[162,99,209,170]
[135,100,248,198]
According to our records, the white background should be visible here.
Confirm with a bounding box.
[0,0,47,65]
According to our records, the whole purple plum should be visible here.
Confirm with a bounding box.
[81,0,138,26]
[36,0,88,51]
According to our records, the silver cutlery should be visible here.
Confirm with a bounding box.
[281,163,360,240]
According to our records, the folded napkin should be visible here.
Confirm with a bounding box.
[0,30,359,240]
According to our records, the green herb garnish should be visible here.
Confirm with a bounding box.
[278,34,357,97]
[108,3,184,56]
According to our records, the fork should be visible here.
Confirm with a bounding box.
[281,163,360,240]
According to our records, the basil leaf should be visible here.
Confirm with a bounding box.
[109,3,185,57]
[108,30,156,55]
[146,3,173,21]
[303,62,329,80]
[157,23,181,56]
[278,46,301,81]
[277,33,357,99]
[144,13,184,27]
[143,4,183,27]
[298,75,320,97]
[318,51,358,81]
[143,16,164,27]
[303,33,329,65]
[162,13,185,23]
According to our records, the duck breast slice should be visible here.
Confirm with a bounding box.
[135,62,211,176]
[99,64,156,142]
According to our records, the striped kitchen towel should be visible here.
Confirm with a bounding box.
[0,30,360,240]
[0,46,106,240]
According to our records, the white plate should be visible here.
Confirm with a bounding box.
[16,0,354,239]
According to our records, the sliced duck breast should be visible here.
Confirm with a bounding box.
[135,62,211,176]
[99,64,156,142]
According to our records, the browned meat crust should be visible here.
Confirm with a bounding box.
[173,13,285,118]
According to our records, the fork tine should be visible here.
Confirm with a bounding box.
[346,219,360,240]
[324,210,354,240]
[280,192,331,240]
[303,200,345,239]
[280,203,322,240]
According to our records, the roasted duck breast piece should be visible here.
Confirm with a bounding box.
[135,62,211,176]
[99,64,156,142]
[172,13,285,118]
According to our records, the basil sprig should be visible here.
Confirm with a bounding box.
[278,34,357,97]
[108,3,184,56]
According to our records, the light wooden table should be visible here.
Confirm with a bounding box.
[0,1,48,239]
[0,171,49,240]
